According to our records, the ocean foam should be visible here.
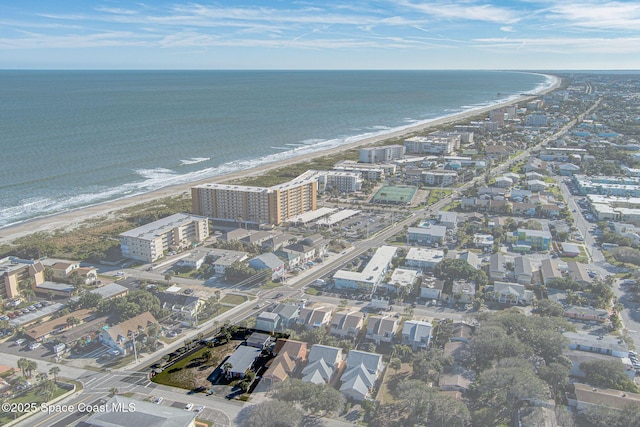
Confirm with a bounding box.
[180,157,210,165]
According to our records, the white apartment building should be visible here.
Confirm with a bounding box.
[119,213,210,263]
[317,171,363,193]
[359,145,405,163]
[423,170,458,186]
[404,136,457,155]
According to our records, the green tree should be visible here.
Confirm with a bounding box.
[580,359,639,393]
[538,362,569,399]
[474,358,550,426]
[536,299,565,317]
[17,357,28,377]
[390,357,402,375]
[49,366,61,383]
[239,400,303,427]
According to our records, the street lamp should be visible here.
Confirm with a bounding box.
[129,331,139,364]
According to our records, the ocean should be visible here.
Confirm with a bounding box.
[0,70,551,228]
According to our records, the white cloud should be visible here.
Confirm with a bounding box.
[543,1,640,31]
[393,0,521,24]
[475,36,640,53]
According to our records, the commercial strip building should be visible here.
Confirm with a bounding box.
[119,213,210,263]
[333,246,397,292]
[191,171,317,226]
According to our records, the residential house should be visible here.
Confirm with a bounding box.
[98,311,158,355]
[567,261,592,285]
[248,253,285,281]
[566,350,635,381]
[509,229,552,250]
[527,180,548,192]
[366,314,400,344]
[444,341,468,364]
[284,242,316,263]
[401,320,433,350]
[564,332,628,358]
[261,233,295,252]
[540,259,563,287]
[523,158,548,174]
[488,253,507,281]
[420,276,445,300]
[525,171,545,181]
[297,305,333,330]
[272,303,301,330]
[274,249,302,269]
[494,176,513,188]
[245,332,272,350]
[50,262,97,285]
[541,204,560,217]
[450,322,474,343]
[0,257,46,300]
[564,306,609,323]
[255,311,280,332]
[302,344,343,385]
[330,311,365,339]
[155,292,201,328]
[512,202,538,217]
[561,243,581,257]
[458,251,480,270]
[514,256,533,285]
[490,281,534,305]
[223,345,262,378]
[448,280,476,304]
[438,365,475,395]
[262,339,308,386]
[339,350,384,401]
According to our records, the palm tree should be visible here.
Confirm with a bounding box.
[17,358,28,377]
[109,387,119,397]
[36,372,48,385]
[49,366,61,383]
[25,360,38,378]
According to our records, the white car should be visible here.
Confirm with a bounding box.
[151,397,163,404]
[28,342,41,350]
[193,405,205,413]
[184,403,194,411]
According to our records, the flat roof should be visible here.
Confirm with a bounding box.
[119,213,207,240]
[334,246,397,284]
[316,209,361,226]
[287,207,336,224]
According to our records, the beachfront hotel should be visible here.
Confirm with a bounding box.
[119,213,210,263]
[191,171,317,226]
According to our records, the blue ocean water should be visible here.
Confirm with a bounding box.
[0,70,550,228]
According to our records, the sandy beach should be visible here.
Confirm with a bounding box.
[0,75,561,245]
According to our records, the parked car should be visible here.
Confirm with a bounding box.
[151,396,163,404]
[14,338,26,346]
[28,342,41,350]
[184,403,194,411]
[194,405,205,413]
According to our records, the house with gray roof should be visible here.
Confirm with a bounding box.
[366,314,400,344]
[401,320,433,350]
[514,256,533,284]
[223,345,262,378]
[248,252,285,280]
[302,344,343,385]
[330,311,365,339]
[489,253,507,280]
[256,311,280,332]
[272,303,301,330]
[490,281,534,306]
[339,350,385,401]
[540,258,563,286]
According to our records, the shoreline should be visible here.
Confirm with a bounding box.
[0,74,561,246]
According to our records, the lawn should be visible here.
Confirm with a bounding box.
[220,294,248,305]
[151,341,239,390]
[0,384,69,425]
[376,362,413,405]
[426,189,453,205]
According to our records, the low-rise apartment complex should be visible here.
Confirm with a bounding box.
[119,213,210,263]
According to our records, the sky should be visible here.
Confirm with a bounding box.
[1,0,640,70]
